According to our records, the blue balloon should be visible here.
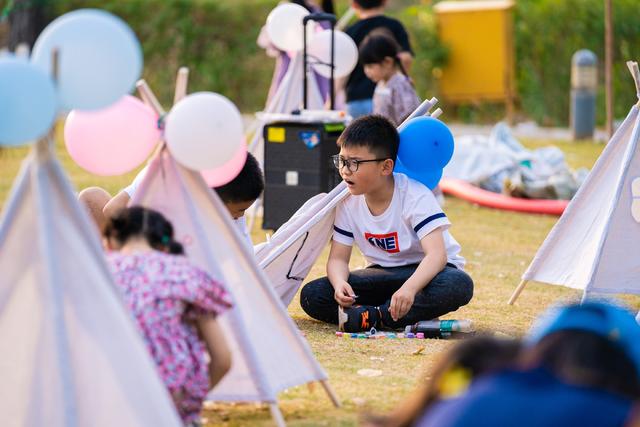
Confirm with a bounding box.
[398,116,454,171]
[31,9,142,111]
[394,157,443,190]
[0,57,57,146]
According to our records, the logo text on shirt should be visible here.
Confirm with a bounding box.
[364,232,400,254]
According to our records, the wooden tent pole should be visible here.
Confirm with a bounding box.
[508,280,528,305]
[136,79,165,116]
[173,67,189,105]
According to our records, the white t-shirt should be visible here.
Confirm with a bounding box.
[122,167,252,247]
[332,173,465,269]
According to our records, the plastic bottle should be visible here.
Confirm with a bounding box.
[404,319,474,339]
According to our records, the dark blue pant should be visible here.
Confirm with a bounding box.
[300,264,474,329]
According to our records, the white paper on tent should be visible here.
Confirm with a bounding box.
[513,61,640,301]
[129,149,332,404]
[0,141,182,426]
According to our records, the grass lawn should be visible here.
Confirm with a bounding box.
[1,134,635,426]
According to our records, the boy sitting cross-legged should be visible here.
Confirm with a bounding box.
[299,115,473,332]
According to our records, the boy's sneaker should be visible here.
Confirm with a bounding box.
[338,305,380,332]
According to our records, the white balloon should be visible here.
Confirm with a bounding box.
[265,3,314,52]
[165,92,243,171]
[308,30,358,79]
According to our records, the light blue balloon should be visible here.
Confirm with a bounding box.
[398,116,454,171]
[394,157,443,190]
[0,57,57,146]
[31,9,142,111]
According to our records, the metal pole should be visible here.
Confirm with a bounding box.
[329,20,335,110]
[605,0,614,138]
[303,18,308,110]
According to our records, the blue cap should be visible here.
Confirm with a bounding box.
[527,301,640,373]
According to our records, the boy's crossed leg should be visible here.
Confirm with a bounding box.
[300,264,473,332]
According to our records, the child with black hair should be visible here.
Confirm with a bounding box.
[417,302,640,427]
[300,115,473,332]
[360,31,420,126]
[80,152,264,246]
[364,336,522,427]
[104,206,232,424]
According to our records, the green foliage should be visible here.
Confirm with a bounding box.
[515,0,640,126]
[50,0,276,112]
[45,0,448,114]
[21,0,640,124]
[394,4,449,101]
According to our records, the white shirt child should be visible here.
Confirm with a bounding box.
[332,173,465,269]
[123,167,252,247]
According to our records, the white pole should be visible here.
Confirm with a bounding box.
[269,403,287,427]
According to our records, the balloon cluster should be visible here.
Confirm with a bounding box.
[265,3,358,79]
[395,117,454,189]
[0,8,246,186]
[0,9,142,146]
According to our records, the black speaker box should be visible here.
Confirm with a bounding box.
[263,121,344,230]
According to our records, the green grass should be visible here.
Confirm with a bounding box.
[1,135,635,426]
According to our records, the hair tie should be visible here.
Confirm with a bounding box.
[161,235,170,244]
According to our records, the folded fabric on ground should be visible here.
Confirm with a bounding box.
[444,123,589,200]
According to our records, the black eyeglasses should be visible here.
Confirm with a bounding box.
[331,155,388,173]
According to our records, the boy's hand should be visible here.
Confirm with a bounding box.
[334,281,356,307]
[389,285,417,321]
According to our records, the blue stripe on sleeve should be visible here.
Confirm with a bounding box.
[413,212,447,233]
[333,225,354,238]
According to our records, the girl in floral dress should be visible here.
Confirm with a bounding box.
[103,206,232,425]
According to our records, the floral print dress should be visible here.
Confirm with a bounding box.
[107,250,232,423]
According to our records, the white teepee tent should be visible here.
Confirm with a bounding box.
[255,99,441,306]
[129,148,339,426]
[509,61,640,304]
[0,139,183,427]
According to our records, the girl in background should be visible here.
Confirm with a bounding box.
[359,30,420,126]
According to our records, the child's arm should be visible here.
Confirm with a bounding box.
[197,315,232,388]
[389,228,447,321]
[327,240,356,307]
[398,52,413,74]
[103,191,131,220]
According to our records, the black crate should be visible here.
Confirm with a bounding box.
[263,121,344,230]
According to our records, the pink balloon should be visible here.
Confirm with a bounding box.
[201,141,248,187]
[64,95,160,176]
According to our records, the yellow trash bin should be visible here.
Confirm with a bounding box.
[434,0,516,115]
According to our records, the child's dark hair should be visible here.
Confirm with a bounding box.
[214,152,264,204]
[522,330,640,399]
[365,335,522,427]
[353,0,384,10]
[359,31,409,77]
[291,0,335,14]
[338,115,399,160]
[104,206,184,255]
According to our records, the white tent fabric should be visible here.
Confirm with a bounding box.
[512,62,640,301]
[0,141,182,427]
[255,184,349,306]
[129,150,333,409]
